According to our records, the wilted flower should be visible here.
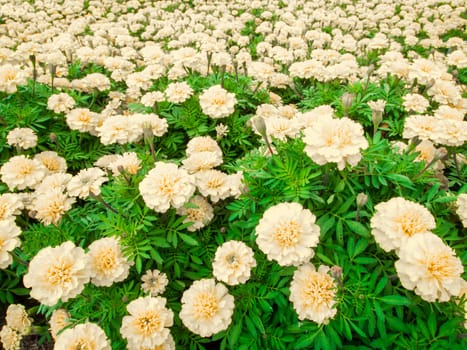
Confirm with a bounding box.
[179,278,234,337]
[5,304,31,335]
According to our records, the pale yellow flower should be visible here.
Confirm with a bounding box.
[49,309,71,340]
[23,241,90,306]
[395,232,464,302]
[176,195,214,232]
[212,240,256,285]
[0,219,21,269]
[370,197,436,253]
[120,296,174,350]
[255,202,320,266]
[87,237,131,287]
[6,128,37,150]
[5,304,31,335]
[54,322,111,350]
[199,85,237,119]
[179,278,234,337]
[0,155,47,191]
[289,264,337,324]
[141,269,169,296]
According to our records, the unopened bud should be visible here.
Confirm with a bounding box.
[49,133,57,143]
[356,193,368,208]
[330,265,343,281]
[251,116,267,138]
[48,64,57,76]
[372,110,383,129]
[435,147,448,161]
[341,92,354,111]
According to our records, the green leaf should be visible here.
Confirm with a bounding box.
[135,255,142,274]
[249,311,265,335]
[379,295,411,306]
[179,233,199,246]
[427,312,437,338]
[293,330,320,349]
[374,275,388,295]
[345,220,370,238]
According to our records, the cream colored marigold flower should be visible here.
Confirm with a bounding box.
[87,237,131,287]
[402,115,437,141]
[67,167,108,199]
[5,304,31,335]
[179,278,234,337]
[6,128,37,149]
[195,170,231,203]
[165,81,194,103]
[54,322,111,350]
[199,85,237,119]
[49,308,71,340]
[289,264,338,324]
[47,93,76,113]
[182,153,223,174]
[0,64,27,93]
[0,219,21,269]
[107,152,141,176]
[186,136,222,158]
[402,93,430,113]
[0,193,24,221]
[33,151,67,175]
[66,108,100,134]
[255,202,321,266]
[32,189,76,226]
[370,197,436,253]
[176,195,214,231]
[139,162,196,213]
[395,232,464,302]
[456,193,467,228]
[120,296,174,350]
[302,116,368,170]
[0,325,21,350]
[96,115,140,145]
[212,241,256,285]
[34,173,73,195]
[141,269,169,296]
[23,241,90,306]
[0,155,47,190]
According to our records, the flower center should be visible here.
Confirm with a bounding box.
[425,252,460,280]
[207,176,224,189]
[42,158,60,172]
[193,292,218,320]
[134,312,162,336]
[274,220,301,248]
[158,176,175,196]
[395,213,427,237]
[72,339,95,350]
[301,273,336,307]
[46,260,73,286]
[94,248,117,273]
[19,163,33,175]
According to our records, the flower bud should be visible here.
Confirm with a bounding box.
[356,193,368,208]
[341,92,354,111]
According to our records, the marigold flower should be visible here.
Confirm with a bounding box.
[212,240,256,285]
[0,219,21,269]
[255,202,320,266]
[87,237,131,287]
[302,116,368,170]
[141,269,169,296]
[179,278,234,337]
[395,232,464,302]
[139,162,195,213]
[199,85,237,119]
[289,264,338,324]
[23,241,90,306]
[54,322,111,350]
[6,128,37,150]
[370,197,436,253]
[120,296,174,349]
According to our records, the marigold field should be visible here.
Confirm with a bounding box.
[0,0,466,349]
